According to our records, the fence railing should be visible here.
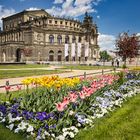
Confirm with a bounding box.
[0,68,120,89]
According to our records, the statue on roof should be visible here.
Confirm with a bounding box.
[83,12,93,25]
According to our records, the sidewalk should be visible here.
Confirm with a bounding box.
[0,69,116,93]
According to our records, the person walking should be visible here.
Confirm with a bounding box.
[116,59,119,67]
[112,60,114,67]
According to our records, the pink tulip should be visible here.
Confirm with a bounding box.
[62,97,70,105]
[55,102,65,112]
[16,85,22,90]
[85,90,92,97]
[69,93,78,103]
[79,91,86,99]
[5,85,11,91]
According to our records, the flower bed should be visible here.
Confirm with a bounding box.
[22,76,81,89]
[0,72,140,140]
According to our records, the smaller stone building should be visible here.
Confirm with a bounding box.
[0,9,100,63]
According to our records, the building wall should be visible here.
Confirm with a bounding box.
[0,9,100,63]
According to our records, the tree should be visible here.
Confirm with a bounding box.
[99,50,111,65]
[116,32,139,65]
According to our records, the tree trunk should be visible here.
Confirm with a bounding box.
[124,58,126,66]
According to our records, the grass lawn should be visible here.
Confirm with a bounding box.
[0,124,28,140]
[128,66,140,71]
[0,64,49,69]
[75,93,140,140]
[0,70,66,79]
[63,65,113,70]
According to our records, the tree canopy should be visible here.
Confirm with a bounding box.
[99,50,111,62]
[116,32,139,63]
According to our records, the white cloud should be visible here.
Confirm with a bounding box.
[98,33,116,52]
[26,7,40,11]
[46,0,101,18]
[92,0,102,5]
[74,0,92,6]
[0,5,16,28]
[54,0,64,4]
[136,33,140,36]
[97,15,100,19]
[62,0,73,9]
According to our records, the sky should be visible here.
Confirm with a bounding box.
[0,0,140,52]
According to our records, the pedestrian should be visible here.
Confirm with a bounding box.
[116,59,119,67]
[112,60,114,67]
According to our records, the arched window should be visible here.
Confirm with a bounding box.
[65,35,69,43]
[72,36,76,43]
[49,35,54,44]
[57,35,62,44]
[58,50,62,61]
[49,50,54,54]
[49,50,54,61]
[16,48,21,62]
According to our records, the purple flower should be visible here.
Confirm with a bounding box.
[77,118,86,124]
[37,127,42,137]
[48,113,54,118]
[12,103,19,109]
[0,105,6,115]
[36,112,47,121]
[44,124,49,130]
[22,110,34,120]
[10,107,20,118]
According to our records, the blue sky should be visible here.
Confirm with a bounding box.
[0,0,140,51]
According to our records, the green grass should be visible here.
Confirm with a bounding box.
[63,65,113,70]
[0,70,66,79]
[0,64,49,69]
[75,93,140,140]
[0,124,28,140]
[128,66,140,71]
[0,90,26,101]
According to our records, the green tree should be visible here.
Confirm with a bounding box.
[99,50,111,65]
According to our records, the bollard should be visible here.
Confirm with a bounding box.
[84,72,86,80]
[5,80,10,94]
[6,80,9,86]
[102,69,104,75]
[113,67,116,73]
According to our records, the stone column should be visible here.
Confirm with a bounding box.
[3,52,6,62]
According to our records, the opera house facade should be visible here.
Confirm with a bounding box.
[0,9,99,63]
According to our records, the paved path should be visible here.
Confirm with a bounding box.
[0,68,118,93]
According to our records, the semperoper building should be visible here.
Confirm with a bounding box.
[0,9,99,63]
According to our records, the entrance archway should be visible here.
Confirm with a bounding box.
[16,48,21,62]
[57,50,62,61]
[49,50,54,61]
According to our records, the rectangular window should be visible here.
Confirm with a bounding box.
[49,20,52,23]
[55,21,57,24]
